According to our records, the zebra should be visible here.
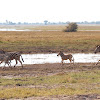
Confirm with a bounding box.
[0,54,11,68]
[5,52,24,68]
[0,51,24,68]
[94,45,100,65]
[57,51,74,65]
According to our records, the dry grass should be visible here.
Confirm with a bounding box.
[0,30,99,53]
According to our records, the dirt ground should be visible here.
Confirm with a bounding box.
[0,63,100,100]
[0,63,99,77]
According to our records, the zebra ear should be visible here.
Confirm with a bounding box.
[96,45,100,47]
[60,51,62,53]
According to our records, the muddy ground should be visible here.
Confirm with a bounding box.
[0,63,100,100]
[0,63,99,77]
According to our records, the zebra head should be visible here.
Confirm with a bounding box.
[94,45,100,54]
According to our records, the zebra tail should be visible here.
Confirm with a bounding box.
[21,55,24,62]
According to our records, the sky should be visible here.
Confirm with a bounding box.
[0,0,100,23]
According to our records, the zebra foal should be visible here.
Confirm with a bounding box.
[0,54,11,68]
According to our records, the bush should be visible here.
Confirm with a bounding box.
[64,22,78,32]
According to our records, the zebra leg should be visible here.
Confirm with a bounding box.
[61,60,64,66]
[7,61,11,68]
[96,60,100,65]
[69,59,72,64]
[21,55,24,62]
[9,61,11,67]
[0,61,4,69]
[0,61,3,64]
[72,58,74,64]
[14,60,18,67]
[18,60,23,68]
[71,59,74,65]
[4,62,11,68]
[2,61,7,69]
[3,63,6,68]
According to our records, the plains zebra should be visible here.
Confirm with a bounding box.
[5,52,24,68]
[57,51,74,65]
[0,54,11,68]
[94,45,100,65]
[0,50,24,68]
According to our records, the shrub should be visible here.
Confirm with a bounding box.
[64,22,78,32]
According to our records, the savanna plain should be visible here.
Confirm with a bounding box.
[0,25,100,100]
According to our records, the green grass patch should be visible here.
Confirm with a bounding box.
[0,70,100,86]
[0,87,89,99]
[0,70,100,99]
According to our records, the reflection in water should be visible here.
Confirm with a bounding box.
[0,53,100,67]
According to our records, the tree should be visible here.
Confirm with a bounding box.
[64,22,78,32]
[44,20,48,25]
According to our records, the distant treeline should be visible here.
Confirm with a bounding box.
[0,20,100,25]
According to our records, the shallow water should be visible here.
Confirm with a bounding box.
[22,53,100,64]
[0,28,30,31]
[0,28,59,31]
[0,53,100,67]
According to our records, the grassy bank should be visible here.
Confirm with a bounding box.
[0,31,99,53]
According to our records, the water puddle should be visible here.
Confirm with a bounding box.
[0,53,100,67]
